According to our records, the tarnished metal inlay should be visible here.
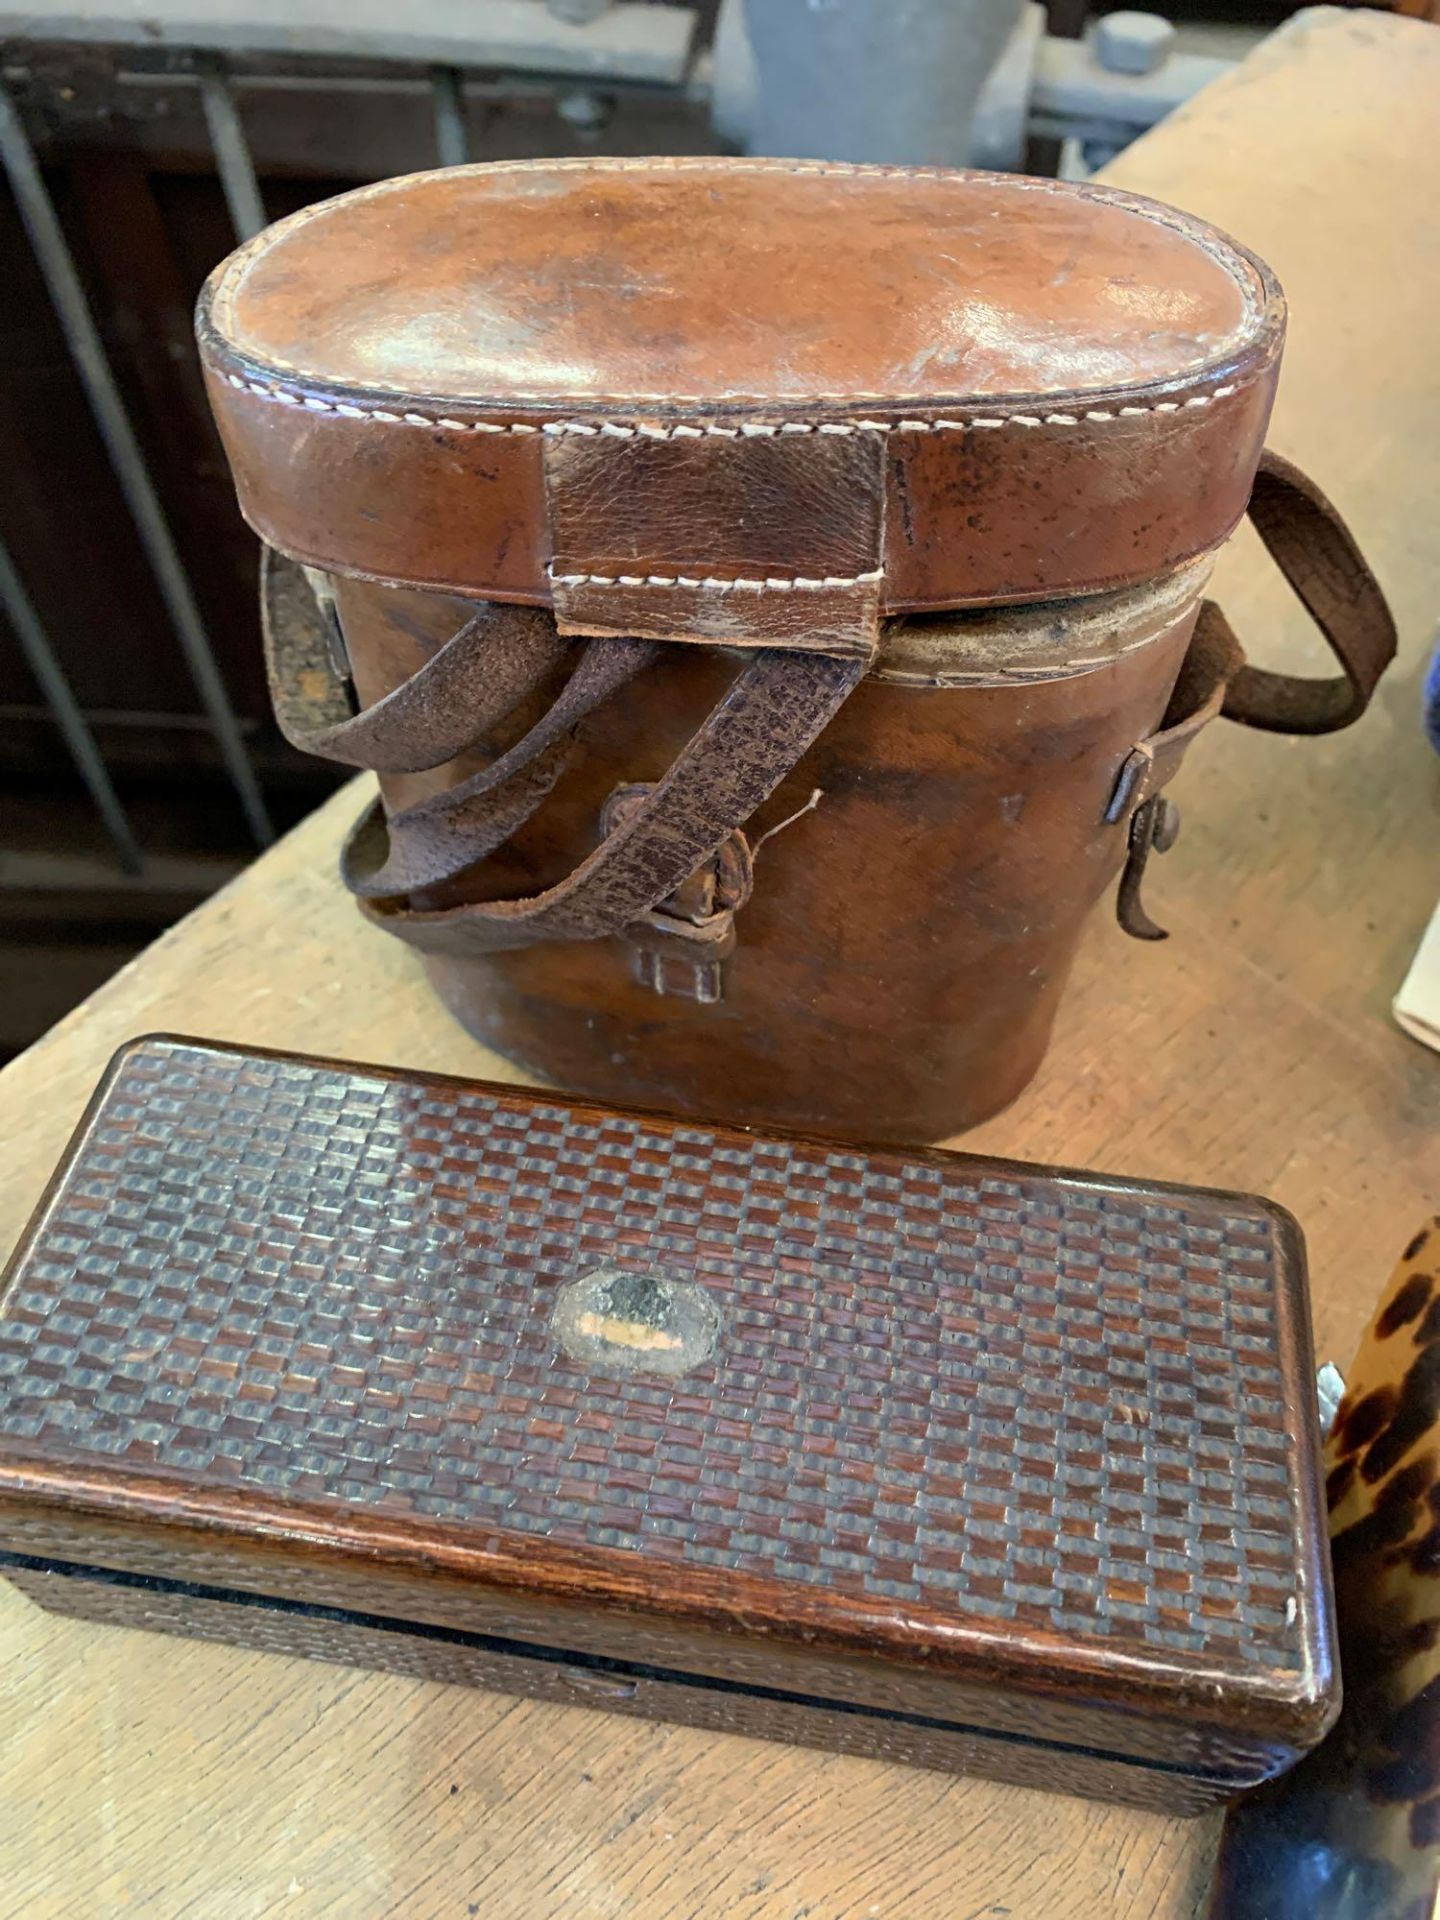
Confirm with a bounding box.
[552,1264,722,1379]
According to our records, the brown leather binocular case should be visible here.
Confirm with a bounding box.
[198,159,1396,1143]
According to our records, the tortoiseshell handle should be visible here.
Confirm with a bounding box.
[1210,1218,1440,1918]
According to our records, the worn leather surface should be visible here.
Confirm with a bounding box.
[207,161,1262,403]
[265,437,1392,947]
[545,425,888,652]
[216,157,1395,1140]
[348,645,870,950]
[347,636,658,900]
[256,418,1394,1140]
[263,558,569,773]
[199,158,1284,627]
[290,559,1208,1138]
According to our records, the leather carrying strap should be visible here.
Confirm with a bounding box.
[264,440,1393,965]
[262,547,570,774]
[1105,606,1244,824]
[262,547,869,956]
[1106,450,1395,818]
[1109,451,1394,939]
[1217,450,1396,735]
[353,646,869,956]
[345,636,658,900]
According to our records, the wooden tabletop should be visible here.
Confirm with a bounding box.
[3,12,1438,1916]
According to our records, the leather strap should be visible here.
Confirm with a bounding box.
[1109,452,1393,938]
[1110,608,1244,942]
[262,550,871,956]
[261,545,570,774]
[1218,450,1396,735]
[1105,604,1244,824]
[345,636,658,900]
[354,647,868,956]
[266,435,1395,968]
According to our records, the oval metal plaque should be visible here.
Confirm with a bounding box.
[551,1264,721,1379]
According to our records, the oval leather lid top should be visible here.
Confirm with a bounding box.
[198,158,1284,633]
[205,157,1269,409]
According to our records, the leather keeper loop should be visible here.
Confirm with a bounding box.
[543,425,887,657]
[1105,605,1244,826]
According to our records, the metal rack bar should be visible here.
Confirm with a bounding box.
[0,82,274,846]
[431,66,469,166]
[198,56,267,240]
[0,539,145,875]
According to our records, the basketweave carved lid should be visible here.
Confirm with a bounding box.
[0,1039,1334,1788]
[197,159,1284,653]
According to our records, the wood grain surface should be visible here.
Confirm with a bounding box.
[2,11,1438,1916]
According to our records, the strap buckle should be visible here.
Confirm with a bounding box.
[627,907,739,1005]
[602,783,754,1004]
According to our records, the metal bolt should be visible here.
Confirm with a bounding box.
[557,89,611,137]
[1092,11,1176,77]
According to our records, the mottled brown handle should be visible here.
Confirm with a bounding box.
[1208,1217,1440,1919]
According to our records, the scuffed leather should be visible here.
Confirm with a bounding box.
[545,427,887,652]
[347,647,869,953]
[216,156,1401,1141]
[290,561,1213,1140]
[209,160,1261,404]
[199,158,1284,623]
[261,548,568,772]
[346,636,658,899]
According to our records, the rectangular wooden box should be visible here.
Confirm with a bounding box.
[0,1038,1338,1813]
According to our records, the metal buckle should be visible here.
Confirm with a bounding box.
[600,782,754,1004]
[627,906,738,1004]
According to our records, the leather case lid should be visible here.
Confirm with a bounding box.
[0,1039,1335,1784]
[196,159,1284,639]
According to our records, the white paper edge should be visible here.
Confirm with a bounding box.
[1394,897,1440,1054]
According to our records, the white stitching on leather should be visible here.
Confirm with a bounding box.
[550,568,885,594]
[224,371,1242,434]
[207,157,1271,393]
